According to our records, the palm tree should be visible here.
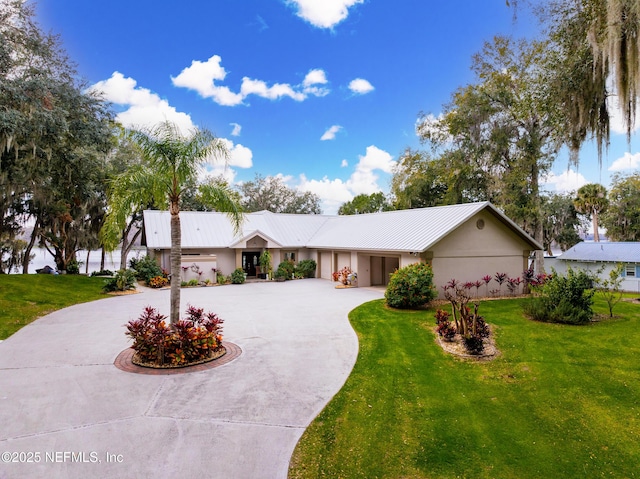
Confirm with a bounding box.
[574,183,609,242]
[102,121,243,324]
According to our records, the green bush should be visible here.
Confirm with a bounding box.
[276,260,295,280]
[91,269,114,277]
[129,255,163,285]
[231,268,246,284]
[217,273,227,285]
[102,269,136,292]
[295,259,317,278]
[523,267,595,324]
[66,259,80,275]
[384,262,437,309]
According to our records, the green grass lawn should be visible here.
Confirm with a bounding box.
[289,296,640,479]
[0,275,107,340]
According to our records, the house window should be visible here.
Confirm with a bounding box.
[284,252,296,262]
[625,264,636,277]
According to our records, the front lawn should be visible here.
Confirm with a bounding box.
[0,275,107,340]
[289,296,640,478]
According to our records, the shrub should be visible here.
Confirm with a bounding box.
[594,263,624,318]
[231,268,246,284]
[276,260,295,280]
[91,269,113,277]
[295,259,317,278]
[148,275,169,288]
[523,267,594,324]
[129,255,163,285]
[125,305,224,366]
[102,269,137,292]
[435,309,456,341]
[66,259,80,275]
[442,281,490,354]
[385,262,437,309]
[217,273,227,285]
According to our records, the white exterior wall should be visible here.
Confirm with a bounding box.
[546,258,640,293]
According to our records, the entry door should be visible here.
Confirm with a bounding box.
[242,252,260,276]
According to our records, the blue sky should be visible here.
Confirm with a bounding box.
[37,0,639,214]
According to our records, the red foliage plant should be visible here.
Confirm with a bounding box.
[126,305,224,366]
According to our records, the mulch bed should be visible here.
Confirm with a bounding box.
[434,327,500,361]
[114,341,242,375]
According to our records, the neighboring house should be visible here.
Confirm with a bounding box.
[549,242,640,293]
[142,201,542,296]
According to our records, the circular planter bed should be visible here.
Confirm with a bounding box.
[114,341,242,375]
[132,345,227,369]
[434,328,499,361]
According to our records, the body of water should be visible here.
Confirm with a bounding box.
[12,247,145,274]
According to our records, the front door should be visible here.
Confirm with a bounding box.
[242,252,260,277]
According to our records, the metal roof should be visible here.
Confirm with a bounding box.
[143,210,329,249]
[143,202,542,252]
[306,201,541,251]
[558,242,640,263]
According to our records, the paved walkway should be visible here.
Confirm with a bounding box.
[0,279,383,479]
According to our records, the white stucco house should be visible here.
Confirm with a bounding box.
[547,241,640,293]
[142,201,542,296]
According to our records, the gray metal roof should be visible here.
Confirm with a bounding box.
[143,202,542,252]
[143,210,329,249]
[558,242,640,263]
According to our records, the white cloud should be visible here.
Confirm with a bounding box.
[285,0,364,29]
[296,145,395,213]
[172,55,330,105]
[321,125,342,141]
[348,78,374,95]
[89,72,195,133]
[90,72,253,182]
[240,77,306,101]
[230,123,242,137]
[297,175,353,214]
[303,69,328,86]
[608,151,640,171]
[218,139,253,169]
[541,169,588,194]
[302,68,330,97]
[341,159,348,167]
[171,55,244,106]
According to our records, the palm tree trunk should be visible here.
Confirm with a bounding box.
[593,209,600,242]
[169,204,181,325]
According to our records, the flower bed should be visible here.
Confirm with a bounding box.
[126,305,225,368]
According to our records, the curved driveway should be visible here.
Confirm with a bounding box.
[0,279,383,479]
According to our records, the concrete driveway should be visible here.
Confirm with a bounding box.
[0,279,383,479]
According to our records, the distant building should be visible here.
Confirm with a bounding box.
[549,242,640,292]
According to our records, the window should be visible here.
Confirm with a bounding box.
[284,252,296,262]
[625,264,636,277]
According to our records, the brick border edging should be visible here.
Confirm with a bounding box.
[114,341,242,375]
